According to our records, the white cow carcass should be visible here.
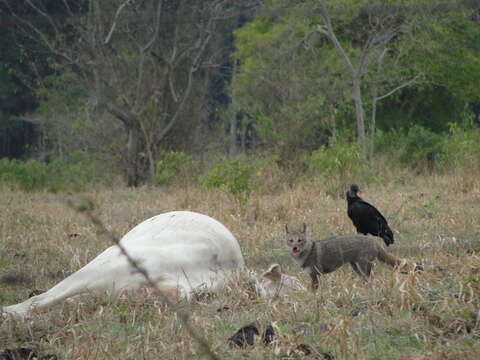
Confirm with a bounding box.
[2,211,244,318]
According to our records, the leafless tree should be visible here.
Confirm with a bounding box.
[2,0,253,186]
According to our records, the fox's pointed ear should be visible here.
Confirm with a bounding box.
[285,224,289,233]
[300,223,306,234]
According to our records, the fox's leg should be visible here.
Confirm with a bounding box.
[362,261,373,277]
[350,261,371,282]
[350,262,363,277]
[308,270,319,292]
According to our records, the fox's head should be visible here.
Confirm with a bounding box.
[285,223,308,255]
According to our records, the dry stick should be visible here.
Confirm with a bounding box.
[386,195,411,243]
[66,198,220,360]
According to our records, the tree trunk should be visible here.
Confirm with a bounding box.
[126,125,141,187]
[228,59,239,157]
[147,144,156,180]
[241,122,247,154]
[369,96,378,158]
[369,78,380,158]
[229,113,237,157]
[352,77,366,157]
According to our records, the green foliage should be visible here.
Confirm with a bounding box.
[0,152,107,192]
[374,128,403,153]
[376,124,480,173]
[36,74,87,116]
[153,151,197,186]
[0,158,48,191]
[232,0,480,159]
[232,2,346,156]
[438,124,480,169]
[307,138,368,196]
[417,9,480,103]
[400,125,444,171]
[376,87,466,133]
[204,157,264,205]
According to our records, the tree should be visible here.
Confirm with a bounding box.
[370,0,480,134]
[314,0,426,157]
[0,12,41,158]
[1,0,251,186]
[232,2,348,162]
[415,1,480,104]
[233,0,478,159]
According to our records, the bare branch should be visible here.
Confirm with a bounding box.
[376,75,421,101]
[315,1,356,77]
[0,1,70,62]
[168,64,179,102]
[164,0,186,103]
[9,115,42,124]
[155,0,225,144]
[103,102,136,128]
[357,37,374,74]
[141,0,163,53]
[25,0,62,40]
[135,0,164,107]
[376,47,389,74]
[104,0,132,45]
[61,0,75,17]
[315,24,329,36]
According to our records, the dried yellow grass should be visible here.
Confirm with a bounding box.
[0,171,479,359]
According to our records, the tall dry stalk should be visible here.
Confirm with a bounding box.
[66,196,220,360]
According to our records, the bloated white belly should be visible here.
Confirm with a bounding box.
[2,211,244,318]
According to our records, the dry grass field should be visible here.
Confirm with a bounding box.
[1,170,479,359]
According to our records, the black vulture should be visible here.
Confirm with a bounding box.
[346,184,394,246]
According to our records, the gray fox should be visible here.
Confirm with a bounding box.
[285,223,413,291]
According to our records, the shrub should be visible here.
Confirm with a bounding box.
[0,158,48,191]
[153,151,197,187]
[0,152,105,192]
[46,152,103,191]
[400,125,444,171]
[374,128,404,153]
[204,157,263,205]
[307,138,368,196]
[438,123,480,170]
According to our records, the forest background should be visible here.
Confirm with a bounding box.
[0,0,479,194]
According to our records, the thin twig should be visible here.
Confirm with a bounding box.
[376,75,421,101]
[104,0,131,45]
[66,197,220,360]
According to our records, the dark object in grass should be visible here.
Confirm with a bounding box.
[0,273,32,286]
[414,263,424,272]
[228,322,276,348]
[296,344,335,359]
[0,348,35,360]
[0,348,58,360]
[28,289,45,298]
[216,305,230,312]
[263,325,276,345]
[228,322,260,347]
[400,262,424,274]
[346,184,394,247]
